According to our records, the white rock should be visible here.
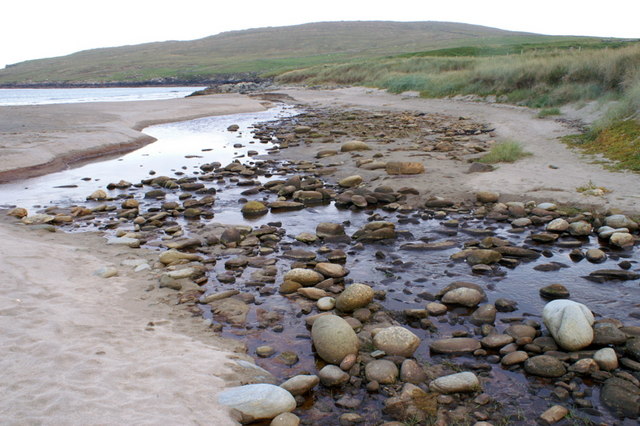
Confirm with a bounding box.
[218,384,295,422]
[316,296,336,311]
[593,347,618,371]
[430,372,481,393]
[546,218,569,232]
[542,300,594,351]
[537,202,557,211]
[372,326,421,357]
[166,268,195,279]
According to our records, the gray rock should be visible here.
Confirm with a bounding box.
[524,355,566,378]
[465,249,502,266]
[270,412,300,426]
[600,377,640,419]
[400,359,427,384]
[319,365,350,386]
[470,304,496,325]
[312,315,359,364]
[280,375,319,396]
[365,359,399,384]
[430,338,481,354]
[546,218,569,232]
[501,351,529,366]
[605,214,638,231]
[218,384,296,422]
[480,333,514,349]
[441,287,484,307]
[430,372,481,394]
[568,221,592,236]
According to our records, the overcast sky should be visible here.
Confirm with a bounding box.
[2,0,638,69]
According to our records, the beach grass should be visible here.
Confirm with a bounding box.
[479,141,532,164]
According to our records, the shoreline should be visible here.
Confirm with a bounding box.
[0,93,270,183]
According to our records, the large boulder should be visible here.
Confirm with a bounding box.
[311,315,359,364]
[217,384,296,422]
[542,299,594,351]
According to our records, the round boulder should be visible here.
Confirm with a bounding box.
[284,268,324,287]
[365,359,399,384]
[543,299,594,351]
[311,315,359,364]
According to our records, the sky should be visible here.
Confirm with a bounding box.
[2,0,638,69]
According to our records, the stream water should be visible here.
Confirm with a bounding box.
[2,105,639,425]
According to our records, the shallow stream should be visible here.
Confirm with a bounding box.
[2,105,639,425]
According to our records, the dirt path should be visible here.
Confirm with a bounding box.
[280,87,640,214]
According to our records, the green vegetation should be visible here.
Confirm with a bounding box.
[479,141,532,164]
[0,21,612,85]
[538,107,562,118]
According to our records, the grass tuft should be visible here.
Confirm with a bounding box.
[479,141,532,164]
[537,107,562,118]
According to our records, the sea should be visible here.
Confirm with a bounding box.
[0,86,206,106]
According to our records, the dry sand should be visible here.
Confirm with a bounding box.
[0,88,638,425]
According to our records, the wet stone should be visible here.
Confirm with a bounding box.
[524,355,567,378]
[539,284,570,300]
[430,338,481,354]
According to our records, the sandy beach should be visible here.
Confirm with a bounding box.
[1,88,639,424]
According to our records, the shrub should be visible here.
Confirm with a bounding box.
[479,141,532,163]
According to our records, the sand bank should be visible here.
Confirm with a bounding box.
[0,94,268,182]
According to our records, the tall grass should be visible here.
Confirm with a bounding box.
[277,44,640,108]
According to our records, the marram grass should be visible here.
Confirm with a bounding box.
[479,141,532,164]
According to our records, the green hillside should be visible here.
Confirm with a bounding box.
[0,20,593,85]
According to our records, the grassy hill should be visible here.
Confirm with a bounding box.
[0,20,594,85]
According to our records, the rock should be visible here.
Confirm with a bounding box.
[400,359,427,384]
[280,375,319,396]
[426,302,448,316]
[539,405,569,424]
[539,284,570,300]
[601,378,640,419]
[430,338,481,354]
[7,207,28,218]
[318,365,350,386]
[470,304,496,325]
[480,333,514,349]
[88,189,108,200]
[270,412,300,426]
[588,269,640,281]
[311,315,359,364]
[352,221,396,241]
[209,298,249,325]
[568,221,592,236]
[297,287,329,300]
[524,355,567,378]
[335,283,374,312]
[373,326,421,357]
[341,140,371,152]
[217,384,296,423]
[627,338,640,361]
[315,262,347,278]
[505,324,537,340]
[501,351,529,366]
[465,249,502,266]
[317,297,336,311]
[295,232,318,243]
[467,162,494,173]
[268,201,305,211]
[593,322,628,346]
[586,248,607,262]
[495,298,518,312]
[340,353,357,371]
[279,281,302,294]
[476,191,499,203]
[546,218,569,232]
[21,214,55,225]
[365,359,399,384]
[430,372,481,394]
[385,161,425,175]
[242,200,268,216]
[159,249,202,265]
[494,245,540,259]
[316,222,346,239]
[610,232,635,248]
[605,214,638,231]
[94,266,118,278]
[593,348,618,371]
[339,175,363,188]
[284,268,324,287]
[543,299,594,351]
[441,287,484,307]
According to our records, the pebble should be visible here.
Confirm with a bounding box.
[430,372,481,394]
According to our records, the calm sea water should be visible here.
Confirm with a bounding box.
[0,86,206,106]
